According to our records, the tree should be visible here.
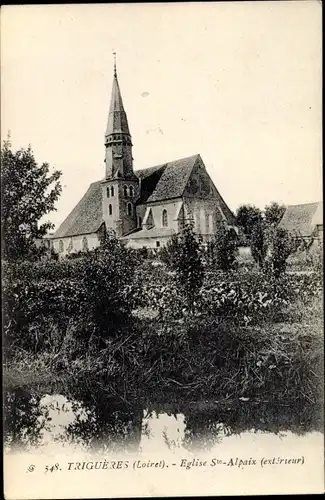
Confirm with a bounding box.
[264,202,286,226]
[1,138,62,260]
[266,227,300,278]
[171,224,204,311]
[236,205,263,241]
[214,224,238,271]
[250,223,268,268]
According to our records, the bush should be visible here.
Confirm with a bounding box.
[2,236,141,354]
[169,225,204,312]
[130,260,322,329]
[158,234,180,267]
[266,227,300,278]
[214,225,238,271]
[196,272,289,326]
[3,249,323,437]
[250,223,267,268]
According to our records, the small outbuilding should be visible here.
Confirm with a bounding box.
[278,202,323,241]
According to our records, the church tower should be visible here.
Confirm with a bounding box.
[102,54,138,237]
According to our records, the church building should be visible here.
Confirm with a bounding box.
[51,60,236,255]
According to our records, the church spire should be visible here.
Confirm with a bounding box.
[104,53,134,179]
[105,52,131,138]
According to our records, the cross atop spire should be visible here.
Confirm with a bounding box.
[113,50,117,78]
[105,54,130,137]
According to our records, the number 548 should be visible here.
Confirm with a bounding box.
[45,463,60,473]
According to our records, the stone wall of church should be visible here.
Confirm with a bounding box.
[118,179,139,235]
[182,156,236,236]
[135,204,147,228]
[137,198,183,231]
[183,197,225,236]
[102,179,139,236]
[124,236,172,250]
[51,232,101,257]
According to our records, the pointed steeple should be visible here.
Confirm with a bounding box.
[105,53,131,137]
[104,53,134,179]
[102,53,138,238]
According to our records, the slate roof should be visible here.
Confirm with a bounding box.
[105,73,130,137]
[53,181,103,238]
[278,202,323,236]
[135,164,166,204]
[137,154,199,204]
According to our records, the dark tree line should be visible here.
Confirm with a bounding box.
[235,202,314,276]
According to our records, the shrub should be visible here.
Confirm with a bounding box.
[197,268,322,326]
[2,235,141,354]
[250,222,267,268]
[196,275,287,325]
[158,233,180,267]
[214,225,238,271]
[266,227,300,278]
[169,225,204,312]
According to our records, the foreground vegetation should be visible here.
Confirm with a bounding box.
[2,135,323,452]
[3,228,323,435]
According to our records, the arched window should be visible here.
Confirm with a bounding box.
[194,212,199,233]
[200,207,206,234]
[110,186,114,197]
[129,186,134,197]
[82,237,88,252]
[59,240,64,253]
[67,238,73,253]
[162,209,168,227]
[106,187,110,198]
[127,203,132,216]
[108,204,112,215]
[208,214,213,234]
[124,185,128,197]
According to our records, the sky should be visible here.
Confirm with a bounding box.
[1,2,322,230]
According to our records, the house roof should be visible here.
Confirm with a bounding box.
[53,181,103,238]
[278,202,323,236]
[312,202,323,226]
